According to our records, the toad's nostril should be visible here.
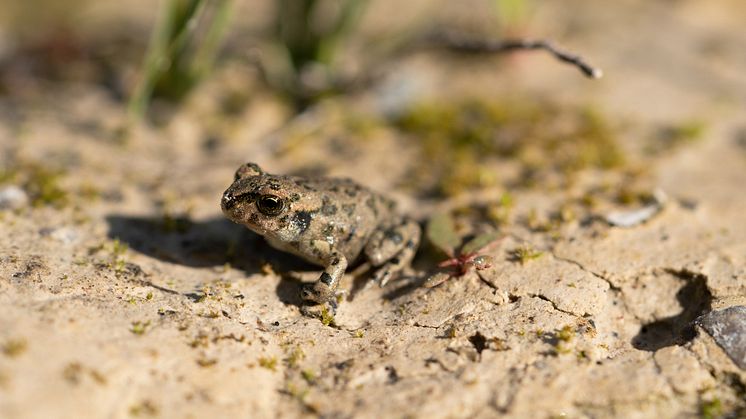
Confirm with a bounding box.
[222,193,235,209]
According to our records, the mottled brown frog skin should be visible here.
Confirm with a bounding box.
[221,163,420,308]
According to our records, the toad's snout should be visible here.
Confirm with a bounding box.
[221,190,237,211]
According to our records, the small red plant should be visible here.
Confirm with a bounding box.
[437,239,500,276]
[425,212,502,287]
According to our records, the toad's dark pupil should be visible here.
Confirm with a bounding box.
[258,195,284,215]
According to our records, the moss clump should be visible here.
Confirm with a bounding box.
[285,346,305,369]
[648,120,706,154]
[285,381,310,402]
[129,399,159,417]
[2,338,28,357]
[510,245,543,265]
[31,171,66,207]
[0,162,69,207]
[320,306,335,327]
[700,398,722,419]
[395,98,624,196]
[111,239,128,257]
[130,321,150,336]
[301,369,316,384]
[487,193,514,226]
[556,325,575,342]
[23,164,69,208]
[258,356,278,371]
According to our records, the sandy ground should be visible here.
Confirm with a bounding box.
[1,1,745,418]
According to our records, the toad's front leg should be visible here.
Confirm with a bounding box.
[300,240,348,306]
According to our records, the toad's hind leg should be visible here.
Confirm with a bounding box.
[365,219,421,287]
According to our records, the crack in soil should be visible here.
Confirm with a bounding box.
[550,251,621,291]
[550,251,718,353]
[527,293,584,318]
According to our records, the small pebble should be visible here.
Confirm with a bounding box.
[696,306,746,370]
[605,189,668,228]
[0,185,28,209]
[39,226,80,245]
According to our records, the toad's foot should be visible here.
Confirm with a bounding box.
[300,299,338,324]
[300,277,337,304]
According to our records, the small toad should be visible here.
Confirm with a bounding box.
[221,163,420,310]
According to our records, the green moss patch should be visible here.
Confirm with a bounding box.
[395,98,625,196]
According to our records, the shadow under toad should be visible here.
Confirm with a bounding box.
[106,215,434,311]
[106,215,317,306]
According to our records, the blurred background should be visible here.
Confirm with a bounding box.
[1,0,745,246]
[2,2,746,418]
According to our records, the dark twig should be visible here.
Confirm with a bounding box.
[431,33,603,79]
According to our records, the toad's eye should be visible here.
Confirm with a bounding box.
[257,195,285,216]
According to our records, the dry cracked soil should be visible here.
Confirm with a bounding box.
[1,1,746,418]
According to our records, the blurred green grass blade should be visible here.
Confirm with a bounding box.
[269,0,367,105]
[128,0,176,120]
[317,0,368,65]
[128,0,231,121]
[192,0,232,79]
